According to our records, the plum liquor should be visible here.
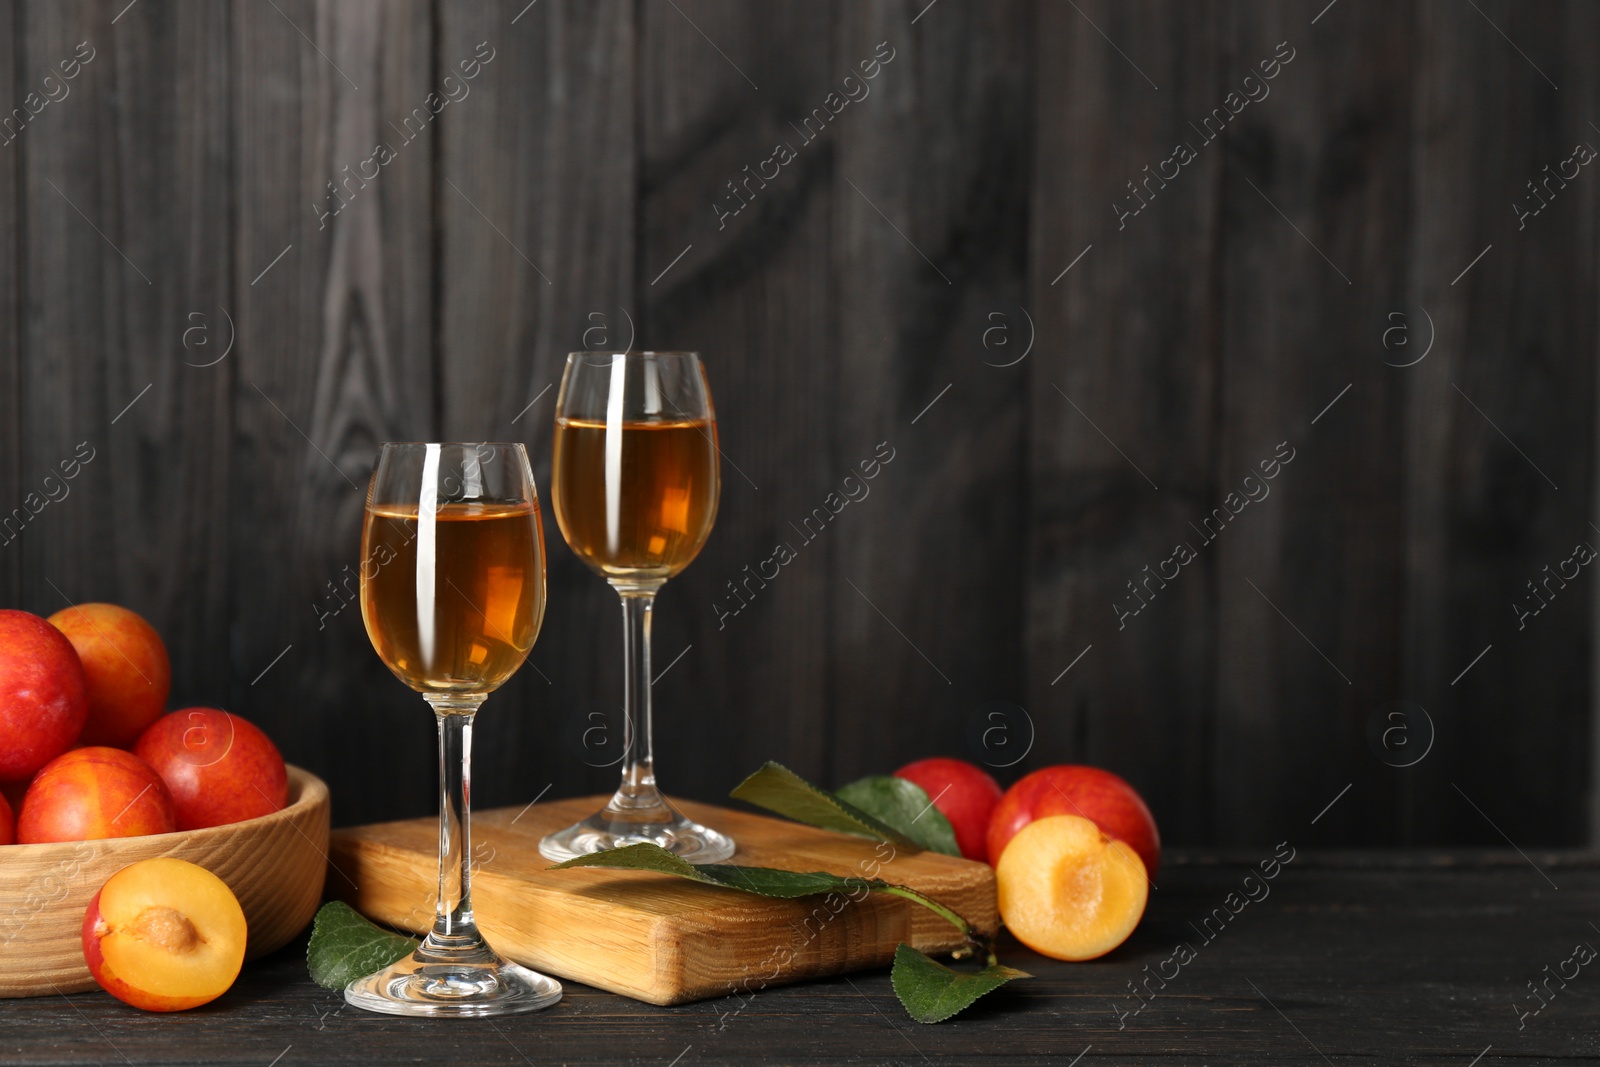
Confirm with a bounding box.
[551,417,719,582]
[349,442,563,1016]
[360,500,546,693]
[537,352,735,863]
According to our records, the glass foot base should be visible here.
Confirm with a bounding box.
[539,807,736,864]
[344,951,562,1018]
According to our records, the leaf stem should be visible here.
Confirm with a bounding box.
[871,884,997,964]
[873,884,970,935]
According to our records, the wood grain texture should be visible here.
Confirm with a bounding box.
[5,851,1599,1062]
[16,2,124,620]
[231,0,438,827]
[435,0,639,812]
[828,0,1033,782]
[1403,0,1599,846]
[634,0,839,797]
[329,794,996,1005]
[0,766,329,998]
[1210,4,1412,844]
[102,0,235,712]
[1026,0,1223,846]
[0,0,17,602]
[0,0,1596,849]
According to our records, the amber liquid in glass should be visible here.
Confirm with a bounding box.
[361,501,546,692]
[551,417,719,581]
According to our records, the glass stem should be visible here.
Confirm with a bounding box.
[610,586,667,816]
[424,696,488,955]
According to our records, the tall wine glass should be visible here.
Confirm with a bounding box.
[347,442,563,1017]
[538,352,735,863]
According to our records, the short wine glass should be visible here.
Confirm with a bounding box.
[346,442,563,1018]
[538,352,736,863]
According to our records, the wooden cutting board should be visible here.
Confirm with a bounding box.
[328,795,997,1006]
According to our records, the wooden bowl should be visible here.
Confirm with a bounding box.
[0,765,329,997]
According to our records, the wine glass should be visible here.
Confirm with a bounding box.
[346,442,563,1017]
[538,352,735,863]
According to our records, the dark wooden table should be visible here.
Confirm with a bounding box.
[6,851,1598,1065]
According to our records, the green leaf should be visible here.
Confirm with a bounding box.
[563,844,972,934]
[702,864,876,899]
[552,841,710,881]
[306,901,418,991]
[729,761,919,848]
[552,844,1028,1022]
[552,842,882,900]
[891,944,1031,1024]
[554,844,972,932]
[835,776,962,857]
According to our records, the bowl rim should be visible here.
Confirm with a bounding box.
[3,764,329,855]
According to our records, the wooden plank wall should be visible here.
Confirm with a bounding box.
[0,0,1595,846]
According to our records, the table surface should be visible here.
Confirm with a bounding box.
[5,849,1597,1066]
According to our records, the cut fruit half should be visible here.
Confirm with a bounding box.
[996,814,1148,961]
[82,857,248,1011]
